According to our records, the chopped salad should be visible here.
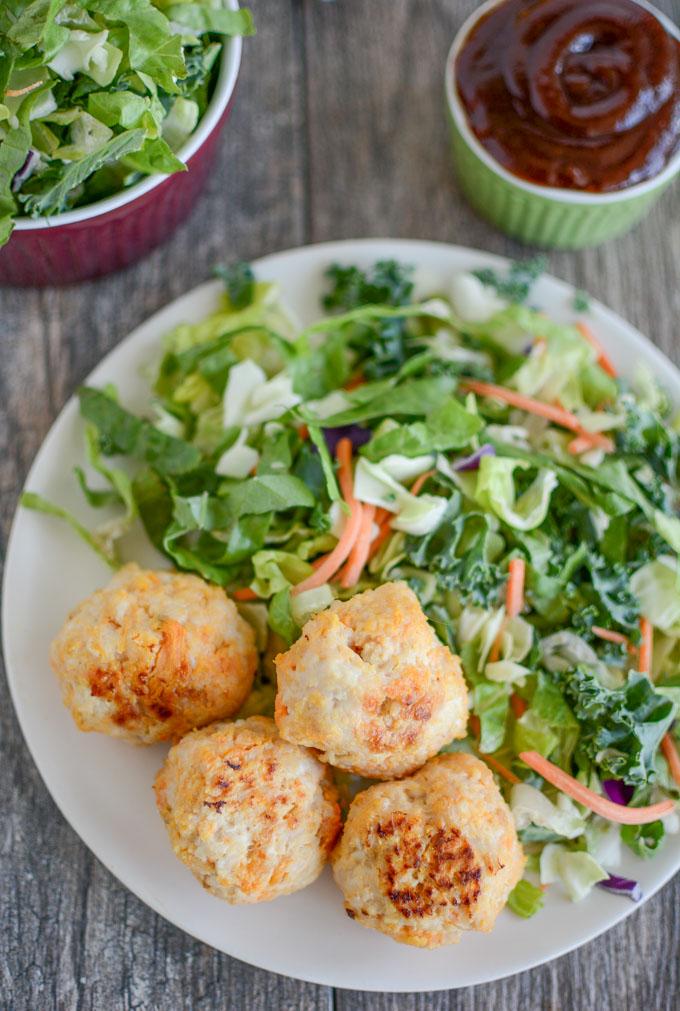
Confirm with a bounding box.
[24,256,680,917]
[0,1,254,245]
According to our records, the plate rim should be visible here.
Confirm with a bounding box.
[4,237,680,992]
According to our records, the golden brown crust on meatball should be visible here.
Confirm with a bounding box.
[50,563,257,743]
[332,752,525,947]
[274,582,468,778]
[154,716,341,903]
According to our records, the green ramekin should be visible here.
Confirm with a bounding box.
[445,0,680,250]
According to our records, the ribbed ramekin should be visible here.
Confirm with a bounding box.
[445,0,680,249]
[0,4,243,287]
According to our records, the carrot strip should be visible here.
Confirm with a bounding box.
[409,468,435,496]
[519,751,674,824]
[506,557,525,618]
[478,751,521,785]
[5,80,44,97]
[233,587,259,601]
[567,432,615,455]
[488,637,502,664]
[293,438,363,595]
[367,517,393,561]
[469,714,481,738]
[460,379,582,432]
[293,500,363,594]
[489,559,525,662]
[298,423,309,440]
[344,372,365,391]
[577,322,618,379]
[460,378,615,449]
[366,469,435,563]
[638,617,653,675]
[592,626,629,646]
[335,437,356,503]
[340,504,376,588]
[661,734,680,787]
[510,693,527,719]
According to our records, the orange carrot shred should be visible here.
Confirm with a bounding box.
[478,751,521,785]
[519,751,674,824]
[661,734,680,787]
[506,557,525,618]
[293,501,363,594]
[233,587,258,601]
[489,559,525,663]
[638,617,653,675]
[460,379,583,432]
[365,469,435,563]
[567,432,615,455]
[488,636,502,664]
[344,372,365,391]
[469,714,481,738]
[335,437,356,503]
[5,80,44,97]
[409,468,435,496]
[461,378,614,448]
[577,322,618,379]
[339,504,376,588]
[510,693,527,719]
[293,438,362,595]
[592,625,629,646]
[366,517,393,561]
[298,423,309,440]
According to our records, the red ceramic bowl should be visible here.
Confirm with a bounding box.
[0,14,242,288]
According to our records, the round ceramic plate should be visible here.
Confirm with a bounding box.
[4,240,680,992]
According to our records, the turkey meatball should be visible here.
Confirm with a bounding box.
[332,752,525,947]
[154,716,341,903]
[51,563,257,743]
[274,582,468,778]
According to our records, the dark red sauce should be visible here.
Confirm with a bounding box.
[455,0,680,191]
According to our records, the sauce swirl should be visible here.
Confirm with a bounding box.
[455,0,680,192]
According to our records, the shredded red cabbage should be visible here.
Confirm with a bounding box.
[453,443,495,472]
[602,779,635,806]
[322,425,371,454]
[12,149,39,193]
[597,875,642,902]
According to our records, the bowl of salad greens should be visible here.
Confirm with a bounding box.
[6,240,680,990]
[0,0,253,287]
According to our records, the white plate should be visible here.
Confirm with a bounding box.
[4,240,680,992]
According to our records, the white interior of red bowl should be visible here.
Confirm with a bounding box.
[13,0,243,232]
[445,0,680,205]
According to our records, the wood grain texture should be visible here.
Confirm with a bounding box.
[1,1,679,1008]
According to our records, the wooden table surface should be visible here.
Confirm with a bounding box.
[2,1,680,1008]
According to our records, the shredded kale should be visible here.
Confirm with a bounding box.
[572,290,591,312]
[322,260,415,379]
[472,255,547,304]
[214,261,256,310]
[562,667,676,785]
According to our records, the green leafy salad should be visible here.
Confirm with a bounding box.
[0,0,254,245]
[23,256,680,916]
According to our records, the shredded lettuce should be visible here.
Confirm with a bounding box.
[475,456,558,531]
[1,1,254,240]
[511,783,586,839]
[21,254,680,920]
[507,879,545,918]
[540,845,608,901]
